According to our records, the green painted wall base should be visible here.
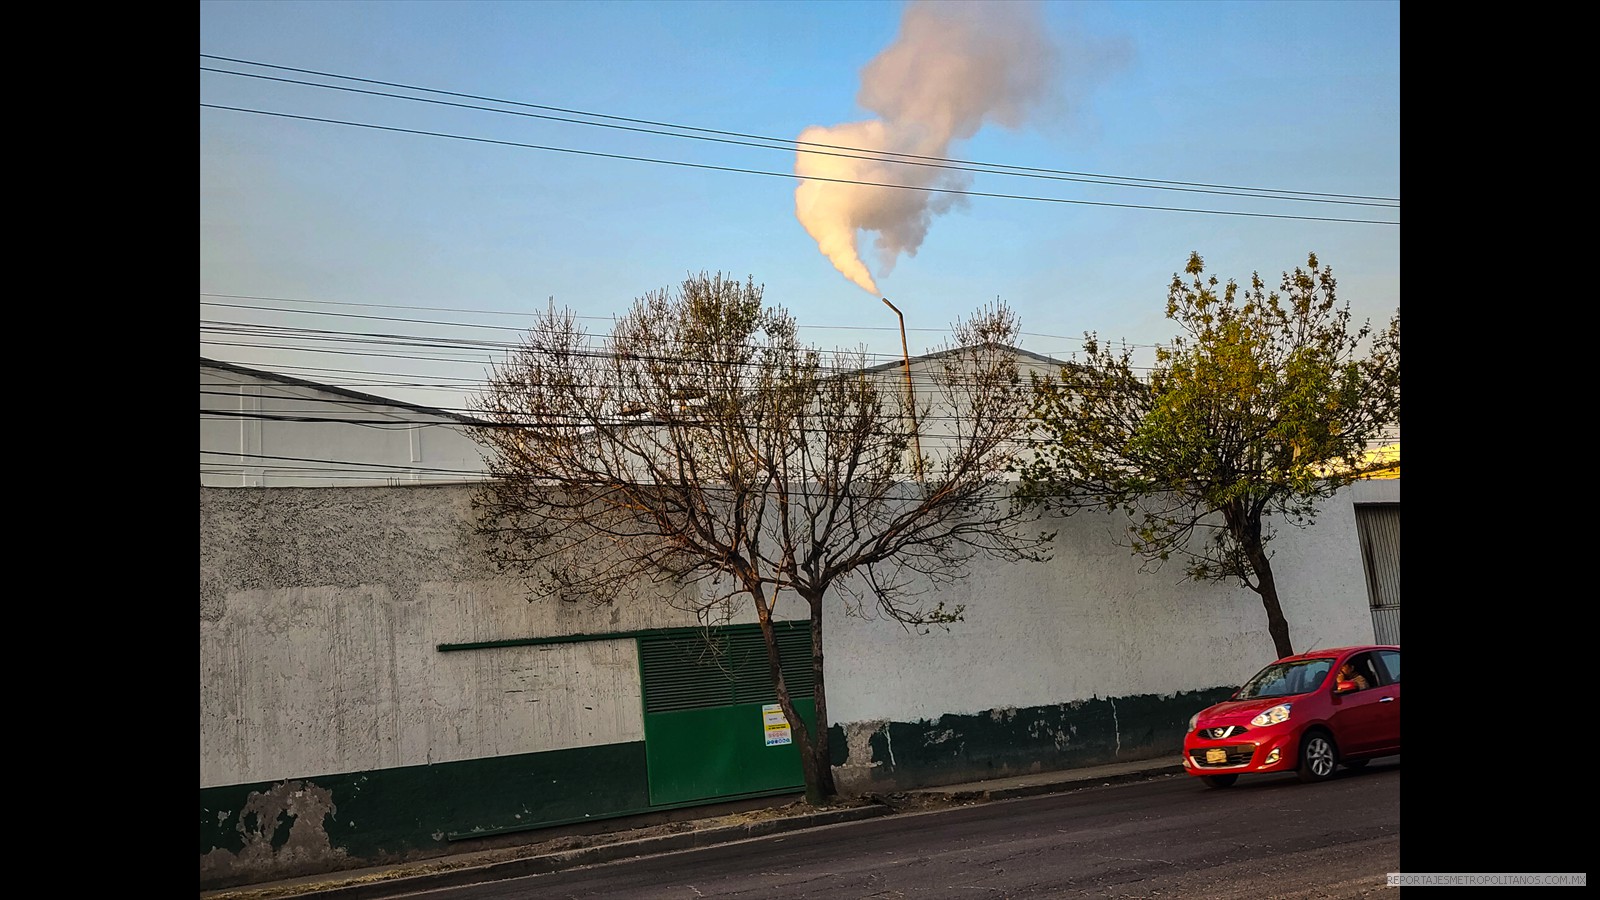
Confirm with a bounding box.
[199,688,1234,889]
[199,742,650,890]
[829,688,1236,792]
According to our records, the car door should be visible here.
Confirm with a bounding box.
[1325,651,1394,756]
[1366,649,1401,754]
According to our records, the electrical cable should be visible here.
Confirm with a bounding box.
[201,103,1399,226]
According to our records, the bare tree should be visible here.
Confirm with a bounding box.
[470,273,1051,804]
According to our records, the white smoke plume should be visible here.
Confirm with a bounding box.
[795,0,1060,294]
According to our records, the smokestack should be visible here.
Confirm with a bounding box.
[794,0,1060,293]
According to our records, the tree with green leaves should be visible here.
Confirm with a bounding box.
[470,272,1050,804]
[1018,252,1400,658]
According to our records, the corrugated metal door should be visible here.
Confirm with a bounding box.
[638,622,814,806]
[1355,504,1400,644]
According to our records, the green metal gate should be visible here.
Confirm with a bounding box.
[638,622,815,806]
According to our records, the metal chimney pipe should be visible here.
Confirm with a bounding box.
[881,298,923,481]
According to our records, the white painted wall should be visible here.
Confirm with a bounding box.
[200,585,655,788]
[199,485,716,788]
[819,486,1376,726]
[200,480,1380,790]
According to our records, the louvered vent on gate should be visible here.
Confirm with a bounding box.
[638,623,813,713]
[1355,504,1401,645]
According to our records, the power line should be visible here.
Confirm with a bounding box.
[197,327,1179,416]
[201,292,1156,347]
[200,103,1399,227]
[197,411,1068,456]
[201,54,1397,203]
[200,322,1103,392]
[201,306,1132,359]
[202,295,1392,411]
[200,449,489,477]
[201,60,1398,210]
[201,357,490,387]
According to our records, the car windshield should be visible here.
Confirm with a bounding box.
[1235,658,1335,699]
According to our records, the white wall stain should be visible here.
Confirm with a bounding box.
[841,721,886,770]
[834,720,892,795]
[989,706,1018,723]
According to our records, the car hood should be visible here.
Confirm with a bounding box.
[1197,696,1300,725]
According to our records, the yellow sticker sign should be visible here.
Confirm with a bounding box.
[762,703,792,746]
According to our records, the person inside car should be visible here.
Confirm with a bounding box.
[1337,661,1370,691]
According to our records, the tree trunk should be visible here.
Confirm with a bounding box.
[806,594,836,803]
[752,597,835,806]
[1230,503,1295,659]
[1255,559,1295,659]
[1243,531,1294,658]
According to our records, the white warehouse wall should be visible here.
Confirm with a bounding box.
[821,486,1376,728]
[201,481,1378,790]
[199,485,715,789]
[201,359,491,487]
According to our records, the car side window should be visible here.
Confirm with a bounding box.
[1340,652,1380,692]
[1375,650,1400,685]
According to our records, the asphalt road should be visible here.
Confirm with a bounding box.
[398,759,1399,899]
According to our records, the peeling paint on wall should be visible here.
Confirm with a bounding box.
[200,742,653,891]
[836,720,887,780]
[199,780,346,887]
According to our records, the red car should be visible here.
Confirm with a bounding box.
[1182,645,1400,787]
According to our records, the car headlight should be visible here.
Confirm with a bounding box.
[1250,703,1292,727]
[1188,712,1200,732]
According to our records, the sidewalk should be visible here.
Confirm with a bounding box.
[200,758,1182,900]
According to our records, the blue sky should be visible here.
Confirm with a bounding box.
[200,0,1399,411]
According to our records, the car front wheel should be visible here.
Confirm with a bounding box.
[1200,774,1238,788]
[1297,732,1338,783]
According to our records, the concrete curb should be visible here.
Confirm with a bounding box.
[981,765,1184,800]
[291,803,894,899]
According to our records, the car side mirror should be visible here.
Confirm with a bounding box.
[1335,679,1358,694]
